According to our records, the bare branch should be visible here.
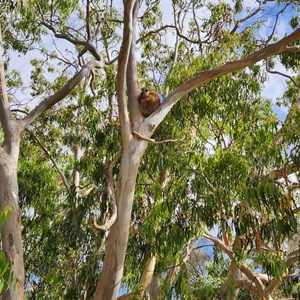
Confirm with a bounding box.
[235,279,261,295]
[86,0,91,40]
[132,131,182,145]
[203,233,267,297]
[238,263,266,297]
[203,233,234,260]
[231,6,262,34]
[93,147,122,231]
[26,129,71,196]
[137,25,199,44]
[20,60,103,128]
[265,3,289,44]
[266,60,299,87]
[40,21,102,61]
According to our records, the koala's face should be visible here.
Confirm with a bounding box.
[141,88,149,94]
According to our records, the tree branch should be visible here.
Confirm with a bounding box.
[230,6,262,34]
[127,1,143,127]
[132,131,182,145]
[26,129,71,196]
[266,60,299,87]
[148,28,300,130]
[116,0,138,146]
[237,263,266,297]
[137,25,200,45]
[86,0,91,40]
[93,147,122,231]
[41,21,102,61]
[20,60,103,128]
[0,26,18,151]
[204,233,267,298]
[272,165,299,180]
[203,233,234,260]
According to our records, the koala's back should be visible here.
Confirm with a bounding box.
[138,90,160,117]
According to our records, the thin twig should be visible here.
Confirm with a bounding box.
[266,60,299,88]
[40,21,102,61]
[26,129,71,195]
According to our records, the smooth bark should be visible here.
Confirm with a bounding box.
[93,139,147,300]
[0,23,102,298]
[0,137,24,300]
[139,255,156,298]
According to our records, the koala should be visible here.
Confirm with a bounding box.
[138,88,160,117]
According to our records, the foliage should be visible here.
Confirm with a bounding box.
[0,206,14,294]
[0,0,299,299]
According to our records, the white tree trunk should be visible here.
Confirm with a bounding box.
[93,138,147,300]
[0,141,24,300]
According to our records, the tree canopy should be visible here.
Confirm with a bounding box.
[0,1,299,300]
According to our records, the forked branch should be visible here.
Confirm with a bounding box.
[21,60,103,128]
[41,21,102,61]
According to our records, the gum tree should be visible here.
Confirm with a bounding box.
[0,1,299,299]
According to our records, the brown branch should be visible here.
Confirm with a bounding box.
[266,60,299,87]
[265,3,289,44]
[132,131,182,145]
[272,165,299,180]
[86,0,91,40]
[230,6,262,34]
[40,21,102,61]
[137,24,199,45]
[93,147,122,231]
[20,60,103,128]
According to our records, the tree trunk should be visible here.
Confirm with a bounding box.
[93,138,147,300]
[139,255,156,298]
[0,141,24,300]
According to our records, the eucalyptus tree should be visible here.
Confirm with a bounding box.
[0,1,299,300]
